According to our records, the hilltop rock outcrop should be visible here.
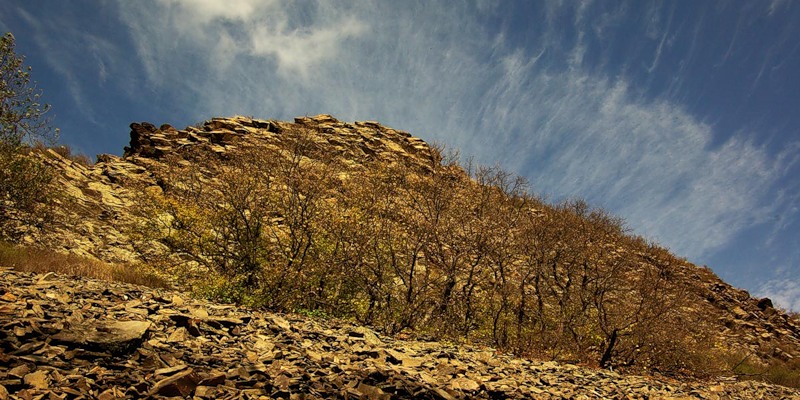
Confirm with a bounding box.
[30,115,434,263]
[123,115,432,167]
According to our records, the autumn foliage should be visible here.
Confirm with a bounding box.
[125,125,726,375]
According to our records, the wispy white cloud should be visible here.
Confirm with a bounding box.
[477,52,780,258]
[716,12,742,68]
[113,1,789,264]
[116,2,493,125]
[249,16,367,79]
[120,1,367,83]
[106,1,800,314]
[157,0,266,23]
[768,0,790,16]
[647,4,673,73]
[14,7,115,125]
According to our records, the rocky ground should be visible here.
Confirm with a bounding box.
[19,114,800,371]
[1,268,798,399]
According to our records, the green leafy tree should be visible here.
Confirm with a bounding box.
[1,32,58,238]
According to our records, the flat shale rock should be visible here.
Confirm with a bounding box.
[1,267,798,399]
[51,320,151,355]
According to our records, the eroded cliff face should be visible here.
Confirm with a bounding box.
[9,115,800,391]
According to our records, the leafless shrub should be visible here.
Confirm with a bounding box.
[129,124,736,376]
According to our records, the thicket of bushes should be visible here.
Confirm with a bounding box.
[129,127,723,375]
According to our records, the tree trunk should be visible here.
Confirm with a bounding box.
[599,328,618,369]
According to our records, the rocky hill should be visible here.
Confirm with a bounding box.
[5,114,800,396]
[2,267,798,399]
[25,115,433,263]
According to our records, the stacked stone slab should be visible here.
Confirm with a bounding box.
[123,115,434,169]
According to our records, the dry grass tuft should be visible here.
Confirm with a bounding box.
[0,241,169,288]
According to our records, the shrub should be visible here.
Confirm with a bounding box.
[128,120,737,377]
[129,127,342,309]
[730,352,800,388]
[1,32,58,238]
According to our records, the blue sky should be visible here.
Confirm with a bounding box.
[2,1,799,310]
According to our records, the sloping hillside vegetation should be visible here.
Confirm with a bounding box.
[3,115,799,388]
[118,119,769,377]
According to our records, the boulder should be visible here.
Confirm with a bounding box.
[757,297,774,311]
[51,320,151,355]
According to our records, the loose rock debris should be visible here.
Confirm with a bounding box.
[1,268,798,399]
